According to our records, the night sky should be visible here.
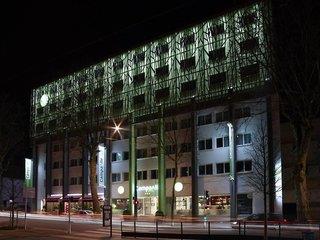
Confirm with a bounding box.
[1,0,248,178]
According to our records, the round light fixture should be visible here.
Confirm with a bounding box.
[117,186,125,194]
[40,94,49,107]
[174,182,183,192]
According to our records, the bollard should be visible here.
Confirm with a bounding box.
[208,221,211,236]
[120,221,123,234]
[238,221,241,235]
[180,222,183,240]
[156,220,159,240]
[134,220,136,238]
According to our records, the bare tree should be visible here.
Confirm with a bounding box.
[244,121,281,240]
[233,0,320,221]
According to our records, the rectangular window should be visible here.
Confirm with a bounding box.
[244,160,252,172]
[150,169,158,179]
[240,38,259,53]
[216,110,229,122]
[112,80,123,94]
[155,65,169,78]
[198,139,212,150]
[78,177,83,185]
[70,177,78,185]
[210,24,224,36]
[198,114,212,126]
[150,147,158,157]
[181,143,192,153]
[216,162,230,174]
[236,133,251,145]
[180,166,192,177]
[181,80,196,97]
[209,72,227,89]
[166,168,176,178]
[234,107,251,119]
[165,144,177,155]
[216,136,229,148]
[133,73,145,87]
[136,149,148,159]
[181,34,195,47]
[133,52,145,64]
[133,94,145,109]
[180,118,191,129]
[199,165,205,175]
[208,47,225,62]
[137,170,148,180]
[53,179,59,186]
[199,164,213,175]
[155,87,170,103]
[156,43,169,55]
[53,161,60,169]
[112,173,121,182]
[237,161,244,172]
[240,64,260,83]
[123,172,129,181]
[123,151,129,161]
[112,152,121,162]
[70,159,78,167]
[113,60,123,71]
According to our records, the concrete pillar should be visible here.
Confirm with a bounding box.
[157,106,166,215]
[191,106,199,217]
[129,121,137,216]
[45,136,52,197]
[82,135,89,200]
[63,131,69,198]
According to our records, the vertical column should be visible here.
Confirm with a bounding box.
[82,135,89,200]
[32,142,38,212]
[45,135,52,197]
[129,121,137,216]
[158,106,166,215]
[105,130,112,205]
[228,104,238,220]
[191,102,199,217]
[63,131,69,198]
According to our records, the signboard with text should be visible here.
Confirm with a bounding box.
[98,145,106,187]
[25,158,33,188]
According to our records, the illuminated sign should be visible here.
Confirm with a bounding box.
[174,182,183,192]
[40,94,49,107]
[137,185,158,192]
[25,158,33,187]
[117,186,125,194]
[98,145,106,187]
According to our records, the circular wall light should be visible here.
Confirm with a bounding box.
[117,186,125,194]
[174,182,183,192]
[40,94,49,107]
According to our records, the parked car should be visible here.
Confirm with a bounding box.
[77,210,94,215]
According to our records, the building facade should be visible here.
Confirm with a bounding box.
[31,1,282,217]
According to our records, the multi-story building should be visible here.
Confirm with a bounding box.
[30,1,283,217]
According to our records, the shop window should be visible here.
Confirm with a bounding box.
[208,47,225,62]
[198,114,212,126]
[198,139,212,150]
[210,24,225,36]
[216,136,229,148]
[216,110,229,122]
[180,57,196,71]
[180,166,192,177]
[237,194,253,214]
[156,43,169,55]
[112,173,121,182]
[150,169,158,179]
[156,65,169,78]
[216,162,230,174]
[123,172,129,181]
[181,143,192,153]
[137,170,148,180]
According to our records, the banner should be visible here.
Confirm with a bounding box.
[25,158,33,188]
[98,145,106,187]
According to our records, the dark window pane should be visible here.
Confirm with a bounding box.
[199,165,205,175]
[133,94,145,108]
[210,24,224,36]
[245,161,252,171]
[237,161,244,172]
[240,38,259,52]
[199,140,205,150]
[166,169,172,178]
[225,163,230,173]
[208,47,225,62]
[180,57,196,71]
[181,80,197,97]
[143,171,148,180]
[244,134,252,144]
[123,151,129,161]
[206,139,212,149]
[156,43,169,55]
[216,138,223,148]
[181,34,195,47]
[198,116,205,126]
[181,167,188,177]
[156,65,169,78]
[224,136,230,147]
[216,112,223,122]
[205,114,212,124]
[151,170,158,179]
[123,172,129,181]
[236,134,244,145]
[206,164,213,175]
[216,163,224,174]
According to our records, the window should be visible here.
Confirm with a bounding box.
[150,169,158,179]
[150,147,158,157]
[78,177,83,184]
[49,103,57,112]
[156,43,169,55]
[133,94,145,108]
[241,13,256,26]
[180,166,192,177]
[236,133,251,146]
[208,47,225,62]
[209,72,227,90]
[94,67,104,78]
[165,144,177,155]
[53,179,59,186]
[70,177,78,185]
[199,164,213,175]
[216,136,229,148]
[234,107,251,119]
[237,160,252,172]
[137,170,148,180]
[150,125,158,134]
[112,173,121,182]
[112,100,123,114]
[180,118,191,129]
[136,149,148,159]
[198,139,212,150]
[112,80,123,94]
[133,73,145,87]
[113,60,123,71]
[181,34,195,47]
[180,57,196,71]
[240,64,260,83]
[123,151,129,161]
[181,143,192,153]
[156,65,169,78]
[70,159,78,167]
[165,121,177,131]
[123,172,129,181]
[240,38,259,53]
[53,161,60,169]
[181,80,197,97]
[53,144,60,152]
[210,24,224,36]
[78,159,83,166]
[216,162,230,174]
[63,98,71,108]
[166,168,176,178]
[94,87,104,98]
[133,52,145,64]
[112,152,122,162]
[216,110,229,122]
[155,87,170,103]
[198,114,212,126]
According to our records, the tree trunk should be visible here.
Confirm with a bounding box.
[263,155,268,240]
[171,161,178,221]
[89,150,100,213]
[293,125,312,222]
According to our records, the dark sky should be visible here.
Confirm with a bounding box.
[2,0,247,98]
